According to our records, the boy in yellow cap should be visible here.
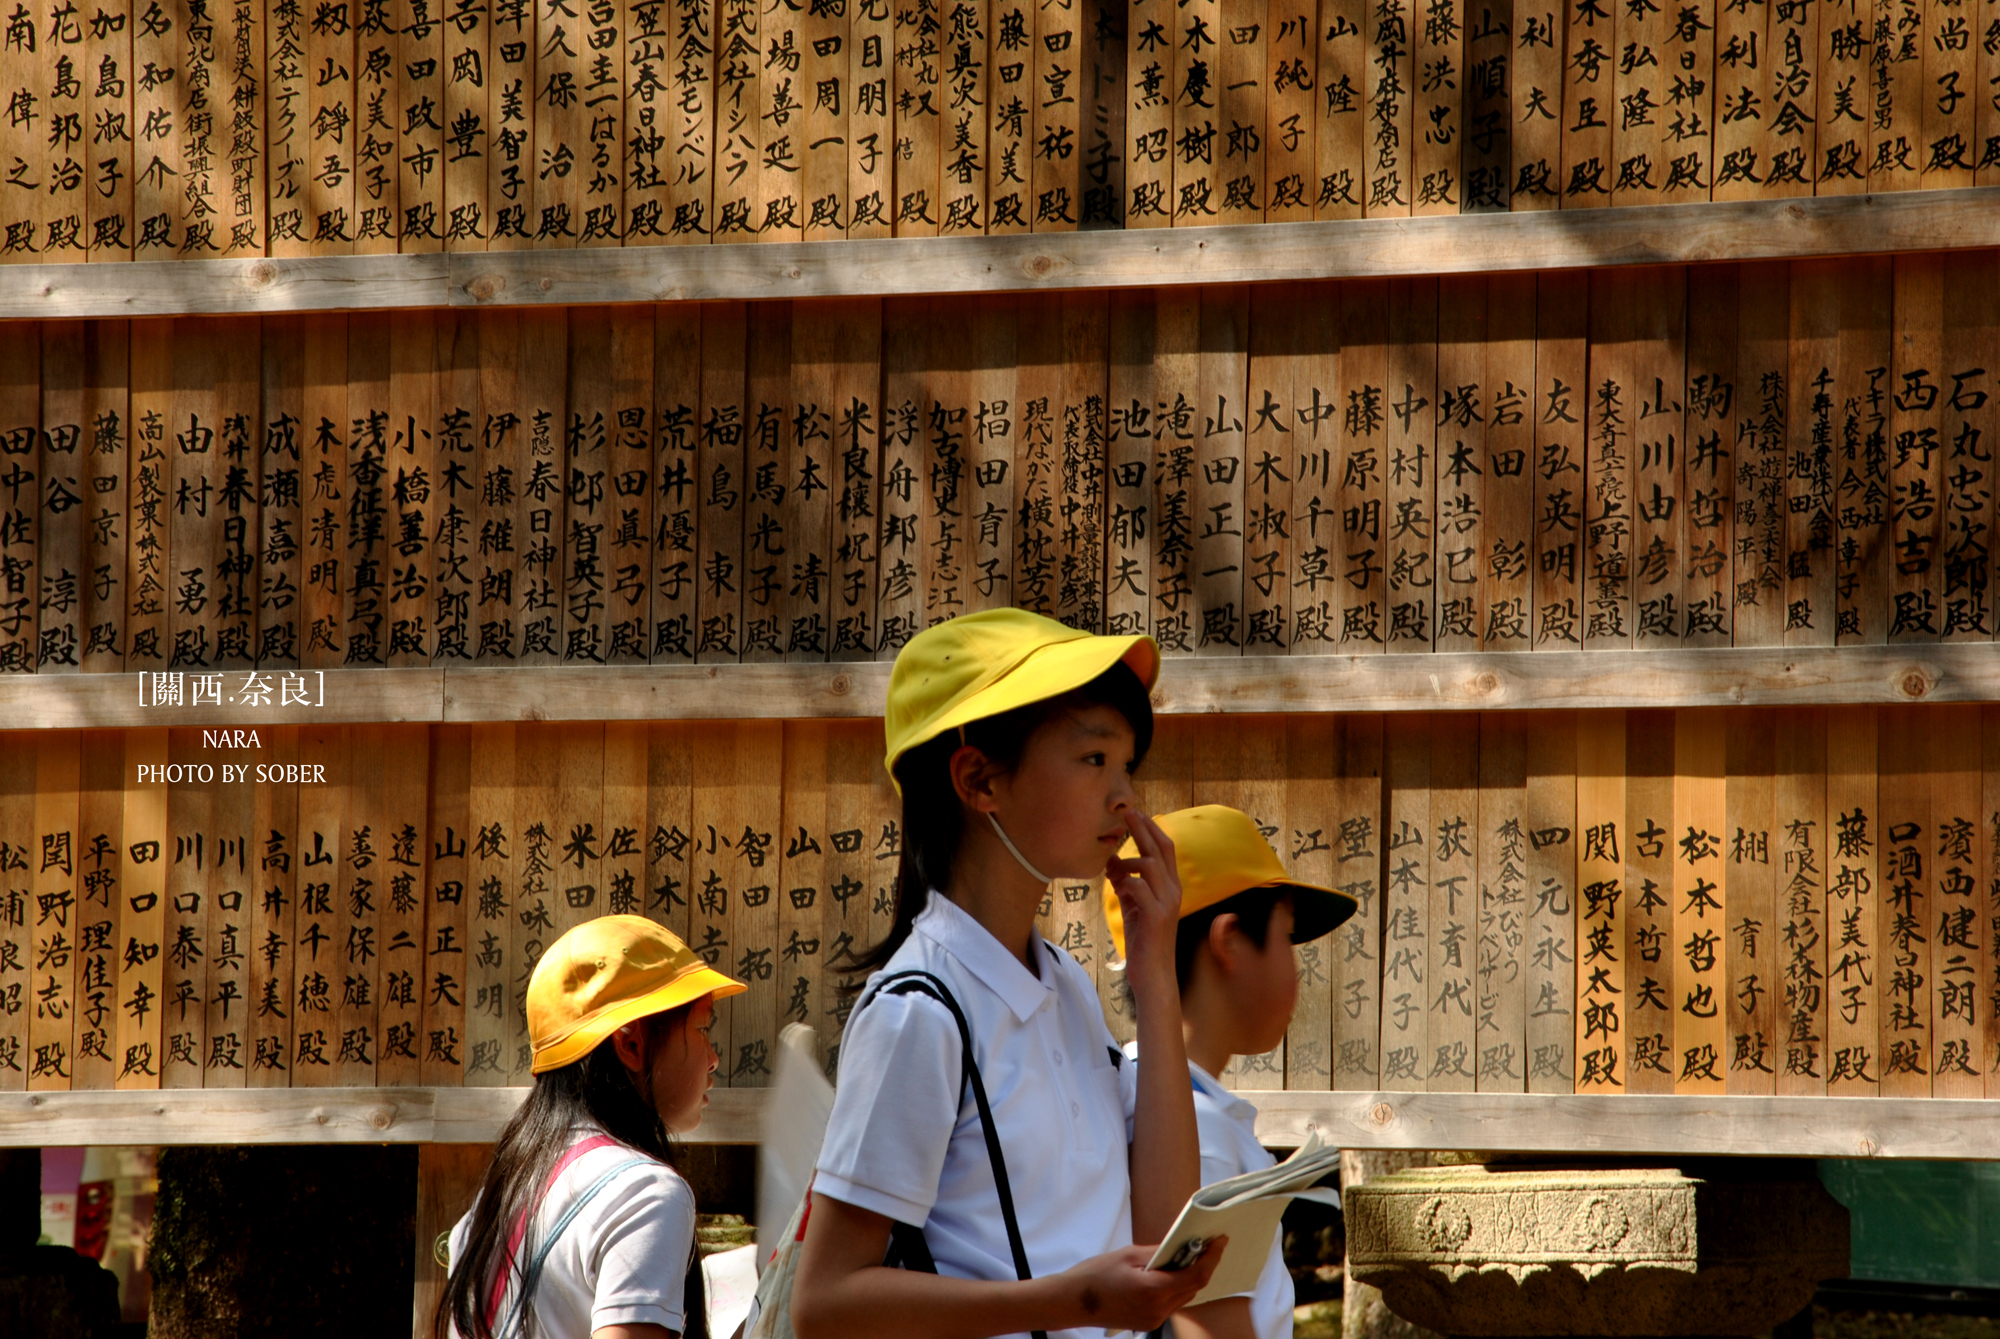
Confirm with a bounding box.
[1105,805,1358,1339]
[438,914,746,1339]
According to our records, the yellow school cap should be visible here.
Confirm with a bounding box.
[1103,804,1359,959]
[526,915,747,1074]
[883,608,1159,791]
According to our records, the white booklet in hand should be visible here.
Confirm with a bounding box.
[1145,1131,1344,1307]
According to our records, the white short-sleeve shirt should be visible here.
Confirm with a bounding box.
[1189,1062,1296,1339]
[1125,1048,1297,1339]
[815,892,1141,1339]
[447,1128,697,1338]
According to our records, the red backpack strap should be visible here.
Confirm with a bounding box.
[485,1134,626,1324]
[795,1175,815,1242]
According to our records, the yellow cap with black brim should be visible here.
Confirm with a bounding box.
[1102,804,1360,960]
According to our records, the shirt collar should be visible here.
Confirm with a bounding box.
[913,892,1053,1023]
[1189,1059,1261,1124]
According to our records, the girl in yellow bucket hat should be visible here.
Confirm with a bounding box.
[437,914,747,1339]
[791,608,1223,1339]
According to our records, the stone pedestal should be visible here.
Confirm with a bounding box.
[1345,1162,1849,1338]
[1342,1151,1447,1339]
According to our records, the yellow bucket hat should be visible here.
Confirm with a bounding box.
[883,607,1159,790]
[526,915,747,1074]
[1103,804,1359,959]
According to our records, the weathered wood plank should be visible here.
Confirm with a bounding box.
[0,1087,442,1145]
[447,190,2000,303]
[1143,646,2000,713]
[7,642,2000,725]
[0,1085,774,1145]
[6,1085,2000,1156]
[7,192,2000,319]
[0,668,449,727]
[1243,1089,2000,1158]
[0,256,452,320]
[427,1085,769,1143]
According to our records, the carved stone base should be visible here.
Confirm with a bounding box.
[1346,1163,1849,1337]
[1343,1151,1449,1339]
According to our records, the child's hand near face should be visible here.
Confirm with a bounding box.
[1104,806,1202,1246]
[1104,809,1184,1001]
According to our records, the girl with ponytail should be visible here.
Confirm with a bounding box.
[439,916,747,1339]
[792,608,1223,1339]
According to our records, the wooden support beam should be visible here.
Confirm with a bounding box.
[0,1087,441,1145]
[2,191,2000,319]
[412,1145,489,1339]
[2,644,1993,728]
[0,255,450,319]
[439,664,881,723]
[453,190,2000,305]
[3,1086,1995,1157]
[1145,646,1993,715]
[4,668,449,728]
[0,1086,763,1146]
[1244,1091,2000,1161]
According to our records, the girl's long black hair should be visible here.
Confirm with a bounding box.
[436,1005,709,1339]
[839,658,1155,984]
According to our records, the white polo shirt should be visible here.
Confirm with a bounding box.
[1186,1061,1296,1339]
[1123,1048,1297,1339]
[446,1128,697,1338]
[816,892,1140,1339]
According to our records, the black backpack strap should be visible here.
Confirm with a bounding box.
[881,1220,937,1273]
[860,969,1049,1339]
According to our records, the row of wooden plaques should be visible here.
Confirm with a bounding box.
[2,703,1996,1101]
[0,0,1990,259]
[4,255,1999,677]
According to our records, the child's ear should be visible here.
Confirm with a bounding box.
[1205,912,1243,970]
[611,1022,648,1076]
[948,743,1002,812]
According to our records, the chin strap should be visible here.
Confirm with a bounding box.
[986,812,1055,887]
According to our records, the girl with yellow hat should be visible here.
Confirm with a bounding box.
[436,914,747,1339]
[791,608,1223,1339]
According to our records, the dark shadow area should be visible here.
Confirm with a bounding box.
[146,1145,417,1339]
[0,1148,122,1339]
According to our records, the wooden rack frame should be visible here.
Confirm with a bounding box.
[3,191,1998,320]
[6,83,1998,1166]
[4,1087,1995,1160]
[6,645,1994,729]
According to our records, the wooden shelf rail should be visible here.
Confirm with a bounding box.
[5,645,1995,729]
[0,1086,758,1147]
[4,1088,1995,1159]
[4,191,1998,321]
